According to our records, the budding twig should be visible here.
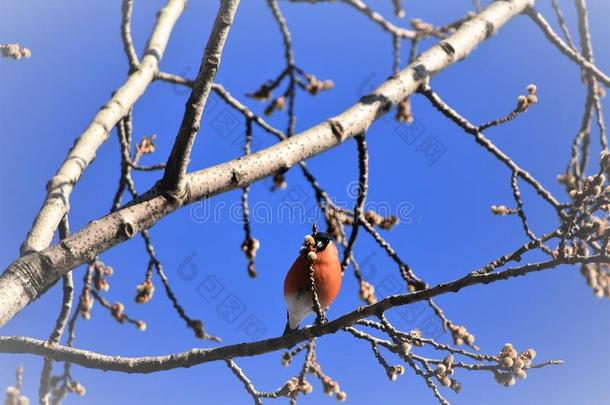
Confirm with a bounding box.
[240,118,259,278]
[341,134,369,272]
[418,83,564,214]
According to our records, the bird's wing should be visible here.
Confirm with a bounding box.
[295,281,313,299]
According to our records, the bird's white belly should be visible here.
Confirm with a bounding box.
[285,291,315,329]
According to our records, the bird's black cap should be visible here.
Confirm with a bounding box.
[314,232,332,251]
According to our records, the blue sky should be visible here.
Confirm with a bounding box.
[1,0,609,404]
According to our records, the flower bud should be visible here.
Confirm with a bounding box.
[304,235,316,247]
[500,356,513,368]
[527,84,537,95]
[306,251,318,263]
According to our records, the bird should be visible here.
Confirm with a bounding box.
[283,230,342,335]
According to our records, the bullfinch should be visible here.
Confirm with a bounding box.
[283,231,342,335]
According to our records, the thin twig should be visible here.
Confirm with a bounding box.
[418,84,564,214]
[526,7,610,87]
[38,215,74,405]
[121,0,139,69]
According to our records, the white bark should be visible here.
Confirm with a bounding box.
[20,0,187,255]
[162,0,241,193]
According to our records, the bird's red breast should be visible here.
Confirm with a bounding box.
[284,240,342,309]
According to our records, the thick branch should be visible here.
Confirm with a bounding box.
[0,254,605,373]
[20,0,187,255]
[0,0,535,327]
[161,0,240,194]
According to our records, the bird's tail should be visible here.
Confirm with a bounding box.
[282,312,296,336]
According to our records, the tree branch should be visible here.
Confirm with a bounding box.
[525,7,610,87]
[339,0,415,39]
[38,215,73,405]
[288,0,416,39]
[121,0,139,69]
[20,0,187,255]
[1,254,606,373]
[161,0,240,195]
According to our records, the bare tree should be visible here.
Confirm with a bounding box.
[1,0,609,404]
